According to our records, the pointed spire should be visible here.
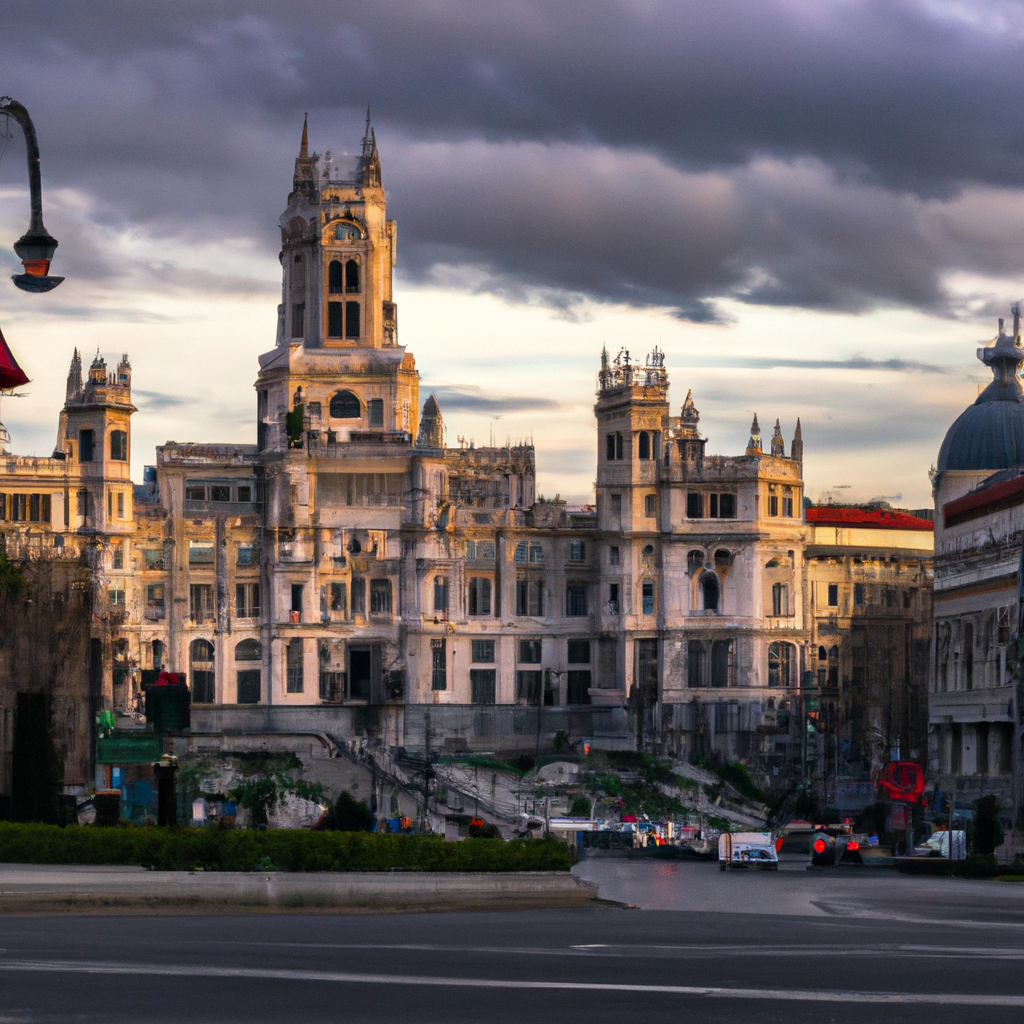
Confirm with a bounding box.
[416,394,444,449]
[791,417,804,466]
[770,417,785,457]
[746,413,762,455]
[65,347,82,403]
[299,113,308,158]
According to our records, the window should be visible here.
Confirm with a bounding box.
[638,431,650,459]
[191,639,216,703]
[608,582,620,614]
[768,642,793,687]
[828,645,839,689]
[610,494,622,520]
[152,639,164,670]
[117,491,125,519]
[827,583,838,607]
[514,541,527,564]
[519,640,541,664]
[606,432,624,460]
[189,584,213,622]
[470,669,496,704]
[112,543,124,570]
[465,539,496,560]
[345,300,360,338]
[237,670,261,704]
[472,640,495,663]
[108,588,125,607]
[368,399,384,428]
[782,488,794,517]
[351,577,365,614]
[235,638,262,662]
[688,641,706,687]
[771,582,789,616]
[568,639,590,664]
[110,430,127,461]
[566,584,588,617]
[567,670,592,705]
[641,580,655,615]
[236,583,260,619]
[709,493,736,518]
[237,544,255,567]
[329,582,347,615]
[189,541,214,565]
[431,638,447,690]
[854,582,866,606]
[644,494,657,518]
[146,584,165,620]
[468,577,492,616]
[768,487,779,517]
[327,302,343,337]
[291,302,305,338]
[568,540,585,562]
[345,259,359,292]
[329,391,361,418]
[700,571,720,612]
[516,577,544,616]
[529,541,544,563]
[286,638,304,693]
[328,260,343,293]
[79,429,94,463]
[711,640,734,688]
[370,579,392,614]
[687,492,703,518]
[517,670,541,702]
[290,583,304,618]
[433,576,448,613]
[185,484,206,501]
[609,546,620,566]
[76,489,91,519]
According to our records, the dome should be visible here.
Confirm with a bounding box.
[937,316,1024,472]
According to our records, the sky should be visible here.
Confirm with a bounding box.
[1,0,1022,509]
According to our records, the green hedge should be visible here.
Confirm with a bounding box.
[0,823,572,873]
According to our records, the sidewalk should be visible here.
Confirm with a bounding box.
[0,864,599,914]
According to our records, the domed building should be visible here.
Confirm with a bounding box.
[930,311,1024,820]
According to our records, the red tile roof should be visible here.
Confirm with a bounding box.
[806,507,933,531]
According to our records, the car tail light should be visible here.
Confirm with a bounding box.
[813,837,827,854]
[847,841,859,851]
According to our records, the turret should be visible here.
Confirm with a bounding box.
[65,347,82,403]
[770,418,785,457]
[746,414,762,455]
[791,418,803,466]
[416,394,444,449]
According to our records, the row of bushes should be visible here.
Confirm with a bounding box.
[0,822,573,873]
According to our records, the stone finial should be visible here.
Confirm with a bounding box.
[770,417,785,457]
[746,413,762,455]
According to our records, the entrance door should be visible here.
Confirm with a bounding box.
[349,647,372,701]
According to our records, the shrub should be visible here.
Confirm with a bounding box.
[0,822,571,872]
[322,791,373,832]
[568,796,592,817]
[716,762,765,803]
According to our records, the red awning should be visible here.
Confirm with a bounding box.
[0,325,29,390]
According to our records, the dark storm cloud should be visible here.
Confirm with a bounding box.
[4,2,1024,319]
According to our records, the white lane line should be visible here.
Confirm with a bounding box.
[0,959,1021,1006]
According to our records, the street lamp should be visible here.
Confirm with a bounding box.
[0,97,63,292]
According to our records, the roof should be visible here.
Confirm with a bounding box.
[943,470,1024,528]
[806,507,934,531]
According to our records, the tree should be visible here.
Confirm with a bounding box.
[973,795,1003,856]
[227,753,323,829]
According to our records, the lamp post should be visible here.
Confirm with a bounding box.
[0,97,63,292]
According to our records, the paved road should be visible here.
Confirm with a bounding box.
[1,859,1023,1023]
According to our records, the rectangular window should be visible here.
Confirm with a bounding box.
[608,582,620,614]
[189,583,213,622]
[107,490,112,520]
[327,301,343,337]
[431,638,447,690]
[687,492,703,518]
[782,490,794,517]
[345,300,360,338]
[567,639,591,664]
[291,302,305,338]
[433,576,448,613]
[185,484,206,501]
[117,491,125,518]
[566,584,588,617]
[719,493,736,518]
[146,584,165,620]
[642,580,655,615]
[711,640,734,688]
[644,494,657,518]
[772,583,789,616]
[330,581,346,614]
[370,578,392,614]
[0,494,5,520]
[516,577,528,616]
[827,583,839,607]
[854,583,866,606]
[472,639,495,663]
[110,430,128,461]
[112,543,124,570]
[236,583,260,619]
[567,670,592,705]
[76,489,91,519]
[286,639,304,693]
[79,429,94,463]
[109,589,125,607]
[189,541,214,565]
[237,670,261,704]
[237,544,255,567]
[351,577,365,614]
[368,399,384,428]
[609,545,620,566]
[568,540,586,562]
[710,493,719,518]
[291,583,304,616]
[470,669,496,704]
[237,484,253,502]
[468,577,492,616]
[210,485,230,502]
[529,541,544,563]
[514,541,527,564]
[610,494,622,520]
[519,640,542,664]
[517,670,541,702]
[769,491,779,517]
[465,539,496,560]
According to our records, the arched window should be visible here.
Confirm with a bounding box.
[345,300,360,338]
[235,639,262,661]
[699,571,719,612]
[714,549,733,571]
[687,550,705,576]
[638,431,650,460]
[190,638,215,703]
[345,259,359,293]
[330,391,361,418]
[328,260,343,294]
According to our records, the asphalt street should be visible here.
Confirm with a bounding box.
[1,859,1024,1023]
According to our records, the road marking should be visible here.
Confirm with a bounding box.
[0,958,1022,1005]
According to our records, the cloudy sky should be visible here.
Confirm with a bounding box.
[0,0,1021,508]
